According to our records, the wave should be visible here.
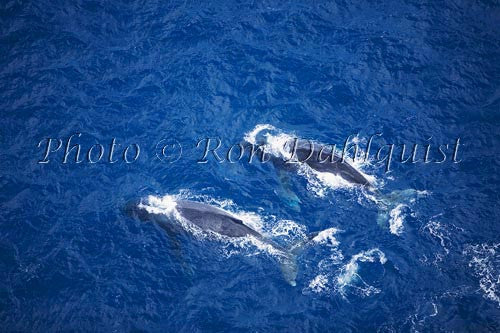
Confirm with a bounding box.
[335,248,387,297]
[312,227,340,247]
[420,219,464,265]
[464,243,500,306]
[303,227,387,298]
[305,248,387,297]
[308,274,329,293]
[389,204,408,235]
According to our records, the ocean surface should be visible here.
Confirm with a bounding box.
[1,0,499,331]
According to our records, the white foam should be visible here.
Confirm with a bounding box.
[336,248,387,297]
[265,132,295,160]
[312,228,340,247]
[416,190,430,197]
[317,250,345,271]
[430,302,438,317]
[271,219,307,239]
[221,235,285,258]
[308,274,329,293]
[243,124,276,145]
[305,241,388,297]
[138,194,212,238]
[299,166,355,197]
[389,204,407,235]
[230,210,266,236]
[350,135,362,145]
[138,194,179,218]
[183,192,236,210]
[422,221,450,255]
[363,189,429,234]
[308,228,344,290]
[464,243,500,306]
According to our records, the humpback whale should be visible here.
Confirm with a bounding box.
[264,140,422,224]
[276,140,427,227]
[126,198,305,286]
[270,139,372,187]
[243,133,373,211]
[243,124,372,189]
[243,125,423,230]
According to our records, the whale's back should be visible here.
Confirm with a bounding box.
[176,201,262,238]
[294,146,371,186]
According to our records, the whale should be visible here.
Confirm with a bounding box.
[268,139,372,187]
[243,126,424,229]
[261,140,423,223]
[243,126,372,189]
[242,135,372,211]
[126,198,305,286]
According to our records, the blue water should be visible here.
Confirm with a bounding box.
[1,0,499,331]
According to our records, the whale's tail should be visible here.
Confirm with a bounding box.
[370,189,426,228]
[276,232,320,286]
[278,253,299,286]
[276,169,301,212]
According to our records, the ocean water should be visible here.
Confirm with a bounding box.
[1,0,499,332]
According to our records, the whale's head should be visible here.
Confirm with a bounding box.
[124,200,150,221]
[124,196,183,236]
